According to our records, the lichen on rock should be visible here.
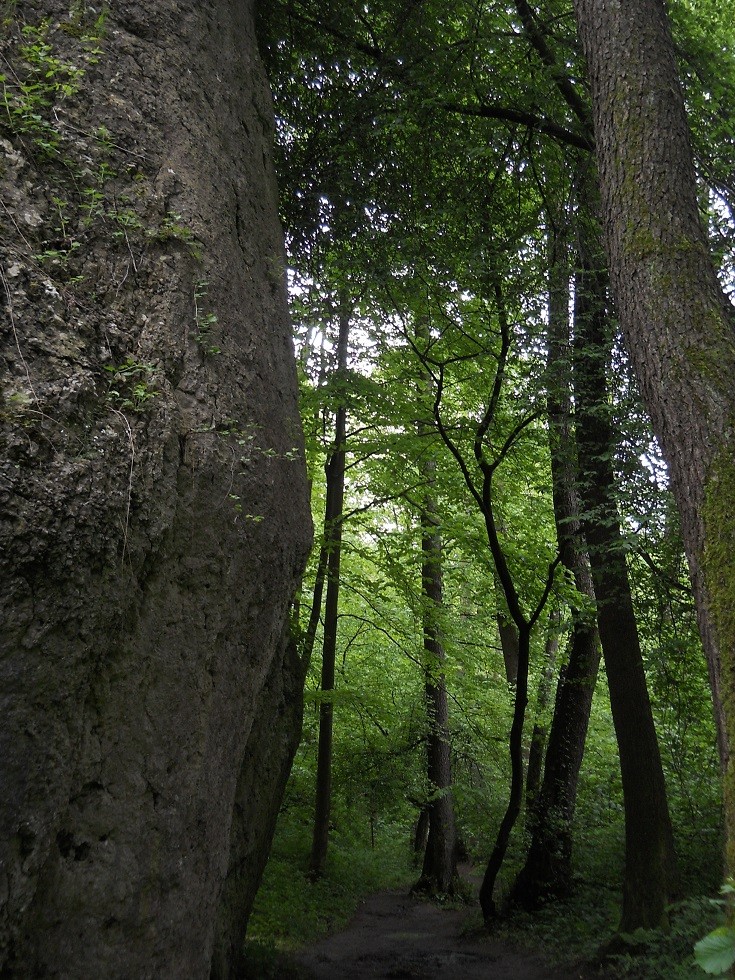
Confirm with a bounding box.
[0,2,311,976]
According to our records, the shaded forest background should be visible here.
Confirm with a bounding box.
[249,0,735,976]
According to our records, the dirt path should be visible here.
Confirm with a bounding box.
[292,886,585,979]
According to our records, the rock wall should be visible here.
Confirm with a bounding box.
[0,1,311,975]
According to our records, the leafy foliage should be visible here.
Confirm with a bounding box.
[694,926,735,978]
[254,0,729,972]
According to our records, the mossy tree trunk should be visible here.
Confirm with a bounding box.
[572,0,735,877]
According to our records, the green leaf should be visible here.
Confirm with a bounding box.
[694,926,735,975]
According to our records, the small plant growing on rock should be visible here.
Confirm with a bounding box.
[193,279,222,355]
[105,358,159,413]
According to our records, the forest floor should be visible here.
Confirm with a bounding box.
[280,866,606,979]
[290,889,571,978]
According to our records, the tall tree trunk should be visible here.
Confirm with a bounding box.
[310,295,350,877]
[511,222,601,908]
[571,0,735,877]
[525,612,561,822]
[573,195,678,932]
[413,457,458,895]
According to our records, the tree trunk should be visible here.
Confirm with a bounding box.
[493,512,520,686]
[525,612,561,822]
[479,624,533,920]
[497,613,521,687]
[432,287,559,922]
[310,295,350,877]
[571,0,735,875]
[0,2,312,976]
[413,806,430,859]
[511,221,600,908]
[573,194,678,932]
[413,459,458,895]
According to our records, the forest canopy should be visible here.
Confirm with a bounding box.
[251,0,735,976]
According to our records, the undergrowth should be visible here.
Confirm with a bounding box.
[491,883,721,978]
[247,811,415,949]
[481,808,722,978]
[247,795,723,978]
[247,692,722,980]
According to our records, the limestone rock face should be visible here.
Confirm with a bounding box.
[0,1,311,975]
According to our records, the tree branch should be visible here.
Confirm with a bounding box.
[512,0,593,135]
[440,100,593,151]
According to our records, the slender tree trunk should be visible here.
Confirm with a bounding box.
[525,611,561,822]
[310,296,350,877]
[298,336,332,672]
[413,806,430,860]
[430,285,559,921]
[413,457,458,895]
[479,623,533,919]
[573,198,678,931]
[571,0,735,878]
[511,221,601,907]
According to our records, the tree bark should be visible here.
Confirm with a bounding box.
[511,223,601,908]
[572,192,678,932]
[310,294,350,877]
[525,613,561,823]
[570,8,735,894]
[413,806,430,859]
